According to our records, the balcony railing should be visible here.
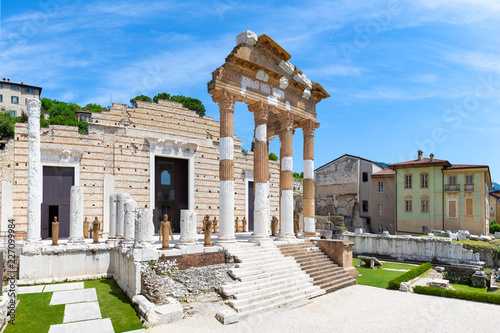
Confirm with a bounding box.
[464,184,474,192]
[444,184,460,192]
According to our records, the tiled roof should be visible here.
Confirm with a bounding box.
[372,169,395,176]
[446,164,489,169]
[389,158,450,168]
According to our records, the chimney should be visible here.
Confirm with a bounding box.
[19,81,23,84]
[430,153,434,161]
[417,150,423,161]
[2,78,5,82]
[7,78,10,82]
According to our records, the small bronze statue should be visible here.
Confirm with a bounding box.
[159,213,174,249]
[234,217,239,233]
[92,217,101,244]
[242,217,247,232]
[83,217,90,239]
[213,216,218,233]
[271,216,278,236]
[52,216,59,246]
[294,214,300,238]
[203,215,213,246]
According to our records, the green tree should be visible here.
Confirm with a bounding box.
[48,103,77,122]
[83,103,107,113]
[0,111,15,138]
[130,95,152,107]
[153,93,171,103]
[269,152,278,161]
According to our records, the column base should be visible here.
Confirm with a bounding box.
[23,238,42,253]
[215,235,236,245]
[277,232,296,241]
[249,235,272,244]
[176,238,199,247]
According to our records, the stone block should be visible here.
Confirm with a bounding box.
[495,232,500,239]
[427,279,451,289]
[399,282,412,292]
[470,235,479,241]
[216,308,238,325]
[236,30,258,46]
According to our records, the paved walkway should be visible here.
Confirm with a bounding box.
[149,284,500,333]
[17,283,146,333]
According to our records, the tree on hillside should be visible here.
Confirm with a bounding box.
[153,93,171,103]
[83,103,107,112]
[130,95,152,107]
[0,111,16,138]
[48,103,78,122]
[153,92,206,117]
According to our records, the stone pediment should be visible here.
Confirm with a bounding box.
[208,30,329,123]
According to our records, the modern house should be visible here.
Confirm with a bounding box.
[315,154,384,231]
[389,150,492,235]
[0,78,42,116]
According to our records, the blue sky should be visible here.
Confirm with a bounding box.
[1,0,500,181]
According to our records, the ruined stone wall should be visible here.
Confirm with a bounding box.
[7,100,280,238]
[0,139,15,233]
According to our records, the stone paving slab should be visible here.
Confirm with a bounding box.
[17,285,45,294]
[123,329,147,333]
[50,288,98,305]
[48,318,114,333]
[63,301,101,323]
[44,282,84,293]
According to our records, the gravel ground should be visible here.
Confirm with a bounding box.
[147,284,500,333]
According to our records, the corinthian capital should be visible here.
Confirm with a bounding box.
[211,90,241,111]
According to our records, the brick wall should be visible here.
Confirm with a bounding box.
[158,251,226,269]
[3,100,281,238]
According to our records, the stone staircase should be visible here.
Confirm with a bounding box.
[277,241,357,293]
[216,243,325,324]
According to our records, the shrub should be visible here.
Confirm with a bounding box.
[490,220,500,234]
[387,262,432,290]
[413,286,500,305]
[269,152,278,161]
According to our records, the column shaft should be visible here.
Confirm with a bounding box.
[68,186,85,244]
[303,123,317,237]
[213,91,239,244]
[25,99,42,248]
[250,104,270,242]
[123,198,137,244]
[279,115,295,240]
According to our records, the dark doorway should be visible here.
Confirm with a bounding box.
[41,166,74,239]
[154,157,188,233]
[248,181,254,231]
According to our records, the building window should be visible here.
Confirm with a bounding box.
[10,85,20,91]
[465,198,473,216]
[378,181,383,193]
[449,175,457,185]
[405,198,412,212]
[24,88,34,94]
[81,115,87,122]
[447,199,457,218]
[11,96,19,104]
[378,204,383,216]
[0,94,2,102]
[421,173,428,188]
[0,84,3,88]
[362,172,368,182]
[362,200,368,212]
[405,174,412,189]
[421,199,429,213]
[11,110,16,117]
[465,174,473,184]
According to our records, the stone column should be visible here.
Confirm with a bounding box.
[134,209,154,248]
[278,114,295,240]
[249,103,271,243]
[302,121,319,238]
[68,186,85,244]
[177,210,198,246]
[107,193,117,243]
[116,193,129,240]
[123,197,137,244]
[25,99,42,249]
[213,91,239,244]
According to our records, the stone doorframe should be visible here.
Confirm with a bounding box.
[145,138,198,213]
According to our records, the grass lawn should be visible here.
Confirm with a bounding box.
[451,283,500,295]
[5,279,143,333]
[85,279,143,333]
[4,292,64,333]
[353,259,418,289]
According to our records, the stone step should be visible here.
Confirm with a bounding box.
[295,256,331,265]
[238,265,305,282]
[232,285,320,313]
[221,273,313,297]
[321,278,358,293]
[291,252,329,261]
[299,259,338,270]
[230,282,320,309]
[304,264,341,275]
[229,247,279,256]
[233,254,291,267]
[230,260,300,279]
[231,275,314,301]
[313,272,353,287]
[278,246,319,254]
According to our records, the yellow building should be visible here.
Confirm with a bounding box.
[0,78,42,116]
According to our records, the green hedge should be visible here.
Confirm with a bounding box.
[387,262,432,290]
[414,286,500,305]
